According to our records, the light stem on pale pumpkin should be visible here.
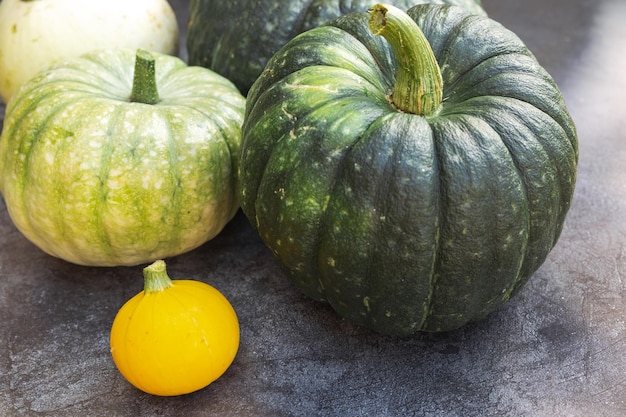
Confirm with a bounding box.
[143,260,173,293]
[368,4,443,116]
[130,49,160,105]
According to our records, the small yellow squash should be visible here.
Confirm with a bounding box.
[110,260,240,396]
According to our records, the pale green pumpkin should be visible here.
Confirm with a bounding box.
[0,49,245,266]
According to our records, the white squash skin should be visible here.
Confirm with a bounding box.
[0,0,179,103]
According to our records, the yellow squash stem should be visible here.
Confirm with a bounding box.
[130,49,160,105]
[143,260,173,293]
[368,4,443,116]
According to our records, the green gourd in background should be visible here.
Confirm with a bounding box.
[187,0,485,95]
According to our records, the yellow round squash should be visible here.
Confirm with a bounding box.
[110,260,240,396]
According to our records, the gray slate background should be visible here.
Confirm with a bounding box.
[1,0,624,415]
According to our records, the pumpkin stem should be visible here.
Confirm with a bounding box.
[130,49,160,105]
[143,260,173,293]
[368,4,443,115]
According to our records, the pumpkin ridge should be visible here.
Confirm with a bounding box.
[502,100,575,282]
[472,95,576,220]
[323,12,397,91]
[19,96,99,257]
[116,294,143,391]
[409,7,528,102]
[442,61,578,159]
[367,114,439,332]
[120,291,156,392]
[439,53,536,108]
[434,85,577,292]
[486,99,572,296]
[249,26,393,106]
[7,94,119,264]
[55,100,119,262]
[168,104,240,222]
[314,112,440,333]
[93,103,140,264]
[459,112,529,303]
[312,113,383,302]
[449,96,567,289]
[418,120,443,331]
[421,112,447,331]
[240,104,287,225]
[440,51,531,104]
[160,108,185,252]
[41,73,127,100]
[152,63,211,98]
[246,65,388,220]
[471,111,530,300]
[97,104,182,264]
[386,115,438,332]
[419,112,534,331]
[4,86,82,154]
[171,97,243,150]
[62,53,135,99]
[294,99,387,299]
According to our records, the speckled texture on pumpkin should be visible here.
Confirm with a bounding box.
[239,5,578,334]
[187,0,486,95]
[0,49,245,267]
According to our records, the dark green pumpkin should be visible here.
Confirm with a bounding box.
[239,4,578,335]
[187,0,485,95]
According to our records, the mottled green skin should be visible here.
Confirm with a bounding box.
[0,49,245,267]
[187,0,485,95]
[239,5,578,334]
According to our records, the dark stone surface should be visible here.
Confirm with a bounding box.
[1,0,624,416]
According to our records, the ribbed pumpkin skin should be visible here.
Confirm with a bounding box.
[0,49,245,267]
[239,5,578,334]
[187,0,485,95]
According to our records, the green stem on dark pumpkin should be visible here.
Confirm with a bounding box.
[143,260,173,293]
[130,49,160,105]
[368,4,443,116]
